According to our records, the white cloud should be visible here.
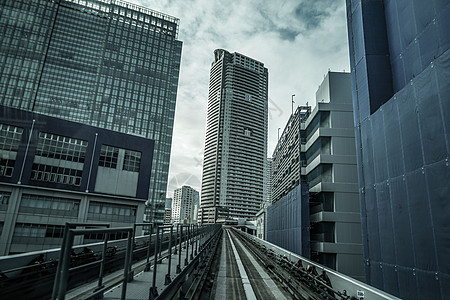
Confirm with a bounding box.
[130,0,350,197]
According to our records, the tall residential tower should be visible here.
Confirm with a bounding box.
[0,0,182,225]
[200,49,268,223]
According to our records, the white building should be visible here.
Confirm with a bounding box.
[171,186,199,224]
[200,49,268,223]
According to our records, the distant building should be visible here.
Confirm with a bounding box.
[164,198,172,224]
[263,158,273,205]
[0,107,153,255]
[172,186,199,224]
[346,1,450,298]
[0,0,183,226]
[200,49,268,223]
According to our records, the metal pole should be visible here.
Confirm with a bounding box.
[57,230,75,300]
[158,226,163,263]
[190,225,194,260]
[185,225,189,266]
[174,224,179,255]
[177,225,182,273]
[145,225,153,272]
[195,225,198,256]
[150,227,160,299]
[121,231,133,300]
[51,223,70,300]
[165,226,173,285]
[98,232,109,290]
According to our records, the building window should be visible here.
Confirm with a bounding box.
[19,194,80,216]
[30,164,83,186]
[123,149,141,172]
[99,145,119,169]
[0,191,11,211]
[13,223,64,238]
[88,201,137,222]
[0,123,24,177]
[35,132,88,163]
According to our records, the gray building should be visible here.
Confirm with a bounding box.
[172,186,199,224]
[200,49,268,223]
[0,107,153,254]
[305,72,363,281]
[346,0,450,298]
[0,0,182,225]
[269,72,363,281]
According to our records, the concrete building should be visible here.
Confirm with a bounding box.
[304,72,363,281]
[200,49,268,223]
[346,0,450,298]
[0,107,153,254]
[268,72,363,281]
[0,0,182,225]
[172,186,199,224]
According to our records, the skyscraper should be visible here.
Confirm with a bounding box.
[200,49,268,223]
[346,0,450,298]
[0,0,182,225]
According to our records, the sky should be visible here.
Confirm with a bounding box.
[130,0,351,197]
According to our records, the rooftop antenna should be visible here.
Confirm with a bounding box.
[291,94,295,115]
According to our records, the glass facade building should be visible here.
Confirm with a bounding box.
[0,0,182,224]
[346,0,450,298]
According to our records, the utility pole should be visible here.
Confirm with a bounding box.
[291,94,295,115]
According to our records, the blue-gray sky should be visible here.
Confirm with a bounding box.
[130,0,350,197]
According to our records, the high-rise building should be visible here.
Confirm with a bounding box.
[171,186,199,224]
[0,0,182,225]
[200,49,268,223]
[263,158,272,205]
[346,0,450,298]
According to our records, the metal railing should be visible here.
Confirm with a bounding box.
[51,224,134,300]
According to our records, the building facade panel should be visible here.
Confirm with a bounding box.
[346,0,450,298]
[0,106,153,254]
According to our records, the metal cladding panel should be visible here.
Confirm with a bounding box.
[266,184,310,258]
[353,48,450,299]
[389,177,414,268]
[347,0,450,297]
[426,161,450,274]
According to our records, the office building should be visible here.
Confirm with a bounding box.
[171,186,199,224]
[0,107,153,254]
[0,0,182,225]
[164,197,172,224]
[200,49,268,223]
[268,72,364,281]
[346,0,450,298]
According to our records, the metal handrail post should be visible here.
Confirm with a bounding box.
[165,225,173,285]
[149,226,160,299]
[158,226,163,263]
[121,231,133,300]
[97,232,109,292]
[174,224,179,255]
[195,224,198,256]
[57,230,75,300]
[51,222,70,300]
[177,225,182,273]
[145,224,153,272]
[184,225,189,266]
[190,225,194,260]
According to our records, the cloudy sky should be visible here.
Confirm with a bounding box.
[130,0,351,197]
